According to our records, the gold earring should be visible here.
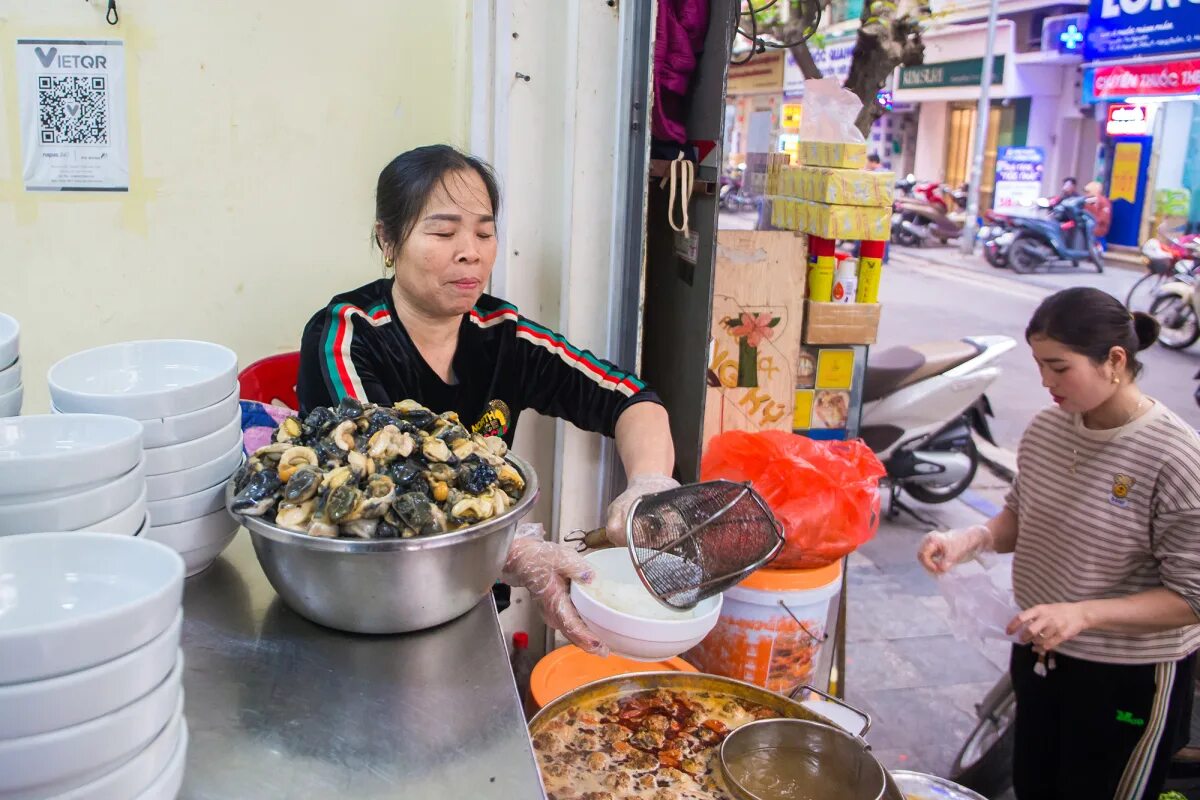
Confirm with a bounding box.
[1113,375,1121,385]
[384,255,394,269]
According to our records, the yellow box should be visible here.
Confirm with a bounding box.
[794,166,895,208]
[793,198,892,241]
[796,140,868,169]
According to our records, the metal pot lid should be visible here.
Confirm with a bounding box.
[889,770,989,800]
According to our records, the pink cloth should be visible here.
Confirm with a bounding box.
[652,0,709,144]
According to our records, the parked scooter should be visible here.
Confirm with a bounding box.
[719,166,754,213]
[979,211,1016,268]
[1150,272,1200,350]
[1006,195,1103,273]
[861,335,1016,518]
[892,183,968,247]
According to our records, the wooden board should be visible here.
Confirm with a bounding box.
[702,231,807,449]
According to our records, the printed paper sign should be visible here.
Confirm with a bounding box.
[993,147,1045,212]
[17,39,129,191]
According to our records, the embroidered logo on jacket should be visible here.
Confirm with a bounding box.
[1110,474,1135,508]
[472,399,511,438]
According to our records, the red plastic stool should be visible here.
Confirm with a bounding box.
[238,352,301,410]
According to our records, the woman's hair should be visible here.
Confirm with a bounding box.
[1025,287,1160,377]
[374,145,501,252]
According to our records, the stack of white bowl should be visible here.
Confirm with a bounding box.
[0,532,187,800]
[48,340,243,576]
[0,414,148,537]
[0,313,21,417]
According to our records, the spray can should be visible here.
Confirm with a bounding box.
[807,236,836,302]
[833,258,858,303]
[857,240,886,303]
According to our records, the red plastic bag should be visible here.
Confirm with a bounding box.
[700,430,886,569]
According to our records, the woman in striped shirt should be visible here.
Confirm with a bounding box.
[919,287,1200,800]
[297,146,679,655]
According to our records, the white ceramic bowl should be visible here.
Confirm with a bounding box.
[0,414,144,501]
[46,697,184,800]
[146,506,239,553]
[132,382,240,449]
[0,313,18,372]
[0,656,182,798]
[179,527,239,577]
[132,717,188,800]
[0,383,22,417]
[570,549,723,661]
[0,532,184,685]
[48,340,238,420]
[142,412,242,476]
[146,478,226,527]
[0,611,181,739]
[0,356,20,394]
[84,487,149,536]
[0,459,146,536]
[145,437,243,502]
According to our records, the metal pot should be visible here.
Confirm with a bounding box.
[227,453,538,634]
[719,718,888,800]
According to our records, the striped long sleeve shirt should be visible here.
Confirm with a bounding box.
[296,279,661,444]
[1007,402,1200,665]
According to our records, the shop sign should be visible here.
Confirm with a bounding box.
[728,51,785,95]
[1106,104,1154,135]
[780,103,802,131]
[1040,13,1089,54]
[1110,142,1143,203]
[783,36,857,97]
[1084,58,1200,101]
[897,56,1005,89]
[1085,0,1200,60]
[993,146,1045,212]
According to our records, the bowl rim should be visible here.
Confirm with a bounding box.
[572,549,723,628]
[0,382,21,400]
[47,338,237,403]
[0,313,17,347]
[0,413,144,468]
[143,410,242,461]
[229,451,539,553]
[0,532,183,645]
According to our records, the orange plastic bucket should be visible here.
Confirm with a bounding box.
[529,645,697,710]
[684,561,842,693]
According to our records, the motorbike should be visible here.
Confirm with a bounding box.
[891,183,968,247]
[979,210,1016,269]
[1128,233,1200,312]
[860,335,1016,517]
[719,169,754,213]
[1006,195,1103,273]
[1150,271,1200,350]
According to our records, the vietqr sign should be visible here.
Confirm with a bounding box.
[1089,58,1200,99]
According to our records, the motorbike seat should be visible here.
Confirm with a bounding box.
[863,340,982,402]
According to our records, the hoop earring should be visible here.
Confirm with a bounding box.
[1113,375,1121,385]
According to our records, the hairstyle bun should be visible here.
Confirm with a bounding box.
[1132,311,1160,352]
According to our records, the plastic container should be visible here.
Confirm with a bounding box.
[685,561,842,694]
[529,645,698,711]
[832,258,858,303]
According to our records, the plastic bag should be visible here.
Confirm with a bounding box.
[798,78,866,144]
[700,430,886,569]
[938,553,1024,647]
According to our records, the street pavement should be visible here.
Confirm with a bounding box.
[845,245,1200,797]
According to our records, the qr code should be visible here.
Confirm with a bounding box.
[37,75,108,145]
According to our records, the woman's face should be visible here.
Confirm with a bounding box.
[1030,335,1122,414]
[384,169,498,318]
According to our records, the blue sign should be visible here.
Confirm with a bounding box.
[995,147,1045,182]
[1085,0,1200,60]
[1042,14,1089,54]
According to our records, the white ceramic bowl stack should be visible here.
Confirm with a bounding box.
[0,414,148,537]
[0,313,21,417]
[48,340,243,577]
[0,532,188,800]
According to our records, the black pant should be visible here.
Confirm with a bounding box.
[1011,644,1196,800]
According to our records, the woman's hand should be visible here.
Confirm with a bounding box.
[502,524,609,656]
[917,524,994,574]
[1007,603,1091,653]
[605,474,681,546]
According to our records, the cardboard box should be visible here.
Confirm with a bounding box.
[796,140,867,169]
[703,231,808,443]
[803,300,882,345]
[791,166,895,208]
[789,198,892,241]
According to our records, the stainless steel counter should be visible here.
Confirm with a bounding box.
[179,531,547,799]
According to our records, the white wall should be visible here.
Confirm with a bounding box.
[1155,101,1194,192]
[914,102,949,181]
[0,0,472,414]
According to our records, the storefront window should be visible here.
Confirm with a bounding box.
[944,100,1030,210]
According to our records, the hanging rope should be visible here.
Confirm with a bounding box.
[660,153,695,237]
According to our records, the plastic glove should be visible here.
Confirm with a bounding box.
[605,473,681,546]
[502,523,609,656]
[917,524,994,575]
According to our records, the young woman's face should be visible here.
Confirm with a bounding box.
[386,169,498,318]
[1029,335,1121,414]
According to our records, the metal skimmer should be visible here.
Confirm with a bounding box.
[625,480,785,611]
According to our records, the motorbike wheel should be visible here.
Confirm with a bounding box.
[902,438,979,505]
[951,676,1016,797]
[983,244,1008,269]
[1126,271,1170,313]
[1090,240,1105,273]
[895,222,921,248]
[1007,233,1047,274]
[1151,294,1200,350]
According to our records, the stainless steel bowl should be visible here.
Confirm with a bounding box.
[227,453,538,634]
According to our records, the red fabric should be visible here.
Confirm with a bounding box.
[653,0,709,144]
[1087,194,1113,238]
[239,351,301,409]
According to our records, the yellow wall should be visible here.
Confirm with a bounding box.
[0,0,472,413]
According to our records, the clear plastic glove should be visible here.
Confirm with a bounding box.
[917,524,994,575]
[502,523,609,656]
[605,473,681,546]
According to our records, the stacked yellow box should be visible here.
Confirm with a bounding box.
[767,150,895,241]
